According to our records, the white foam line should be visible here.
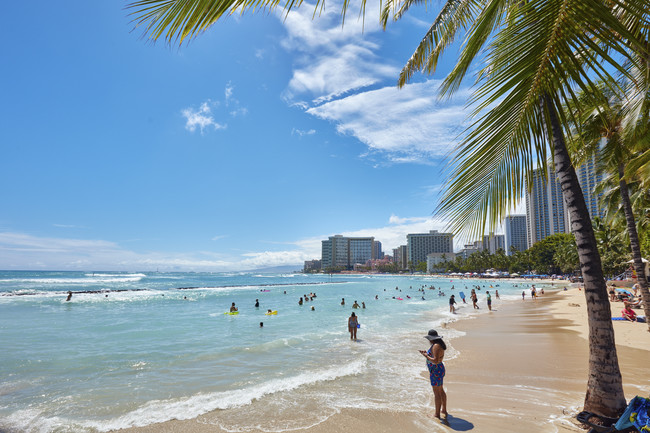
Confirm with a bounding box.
[83,358,367,431]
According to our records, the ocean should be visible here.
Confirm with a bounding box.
[0,271,537,432]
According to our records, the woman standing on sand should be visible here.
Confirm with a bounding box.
[420,329,447,420]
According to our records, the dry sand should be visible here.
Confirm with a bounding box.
[116,288,649,433]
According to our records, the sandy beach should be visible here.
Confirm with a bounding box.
[116,286,649,433]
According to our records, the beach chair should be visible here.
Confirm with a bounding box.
[577,396,650,433]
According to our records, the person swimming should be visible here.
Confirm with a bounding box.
[230,302,238,312]
[255,299,259,308]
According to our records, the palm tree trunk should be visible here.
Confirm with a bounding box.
[617,163,650,332]
[543,94,626,417]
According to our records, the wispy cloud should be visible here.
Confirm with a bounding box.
[211,235,228,241]
[277,2,472,164]
[181,101,226,134]
[291,128,316,137]
[306,81,471,163]
[279,2,399,107]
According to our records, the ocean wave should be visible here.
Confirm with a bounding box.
[80,360,365,432]
[0,276,144,285]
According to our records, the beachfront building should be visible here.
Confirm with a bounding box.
[482,233,505,254]
[525,166,570,248]
[372,241,384,260]
[427,252,455,273]
[321,235,379,270]
[393,245,408,270]
[459,241,482,259]
[504,215,528,255]
[577,154,605,220]
[303,259,321,273]
[407,230,454,267]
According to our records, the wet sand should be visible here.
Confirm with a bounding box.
[116,288,649,433]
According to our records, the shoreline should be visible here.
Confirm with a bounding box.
[113,287,649,433]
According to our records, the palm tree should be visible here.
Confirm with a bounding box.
[383,1,647,417]
[126,0,649,418]
[570,81,650,331]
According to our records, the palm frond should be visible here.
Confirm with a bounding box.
[395,0,479,88]
[434,0,638,238]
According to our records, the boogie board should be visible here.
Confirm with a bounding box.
[224,311,239,315]
[265,310,278,315]
[459,291,465,299]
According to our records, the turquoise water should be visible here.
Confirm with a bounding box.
[0,271,534,432]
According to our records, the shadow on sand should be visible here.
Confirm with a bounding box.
[441,414,474,431]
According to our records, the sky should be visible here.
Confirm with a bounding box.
[0,0,515,272]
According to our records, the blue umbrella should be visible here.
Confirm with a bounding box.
[615,288,633,295]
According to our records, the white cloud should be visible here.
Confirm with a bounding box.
[306,81,471,162]
[181,101,226,133]
[279,2,399,106]
[225,82,234,104]
[211,235,228,241]
[291,128,316,137]
[275,3,473,164]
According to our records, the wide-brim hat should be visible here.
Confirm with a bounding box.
[424,329,443,341]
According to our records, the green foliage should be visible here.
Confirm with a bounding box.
[415,261,428,273]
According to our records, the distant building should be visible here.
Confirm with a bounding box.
[372,241,384,260]
[526,159,604,249]
[349,237,376,266]
[407,230,454,267]
[427,252,455,273]
[526,166,570,248]
[459,241,482,260]
[577,154,605,220]
[303,259,321,273]
[393,245,408,270]
[504,215,528,255]
[482,233,505,254]
[321,235,379,270]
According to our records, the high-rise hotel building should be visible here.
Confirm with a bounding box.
[577,154,605,219]
[504,215,528,255]
[321,235,381,270]
[525,166,570,248]
[406,230,454,267]
[525,158,603,248]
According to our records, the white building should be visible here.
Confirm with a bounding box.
[407,230,454,267]
[427,252,455,273]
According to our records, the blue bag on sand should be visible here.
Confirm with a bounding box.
[615,396,650,431]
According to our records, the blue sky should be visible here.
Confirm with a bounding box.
[0,0,496,271]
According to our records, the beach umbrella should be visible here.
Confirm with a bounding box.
[615,288,633,295]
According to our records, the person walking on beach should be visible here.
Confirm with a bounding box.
[348,312,358,341]
[449,295,457,313]
[495,290,499,299]
[522,291,526,300]
[420,329,447,420]
[471,290,479,309]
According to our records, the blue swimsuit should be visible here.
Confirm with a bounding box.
[426,347,445,386]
